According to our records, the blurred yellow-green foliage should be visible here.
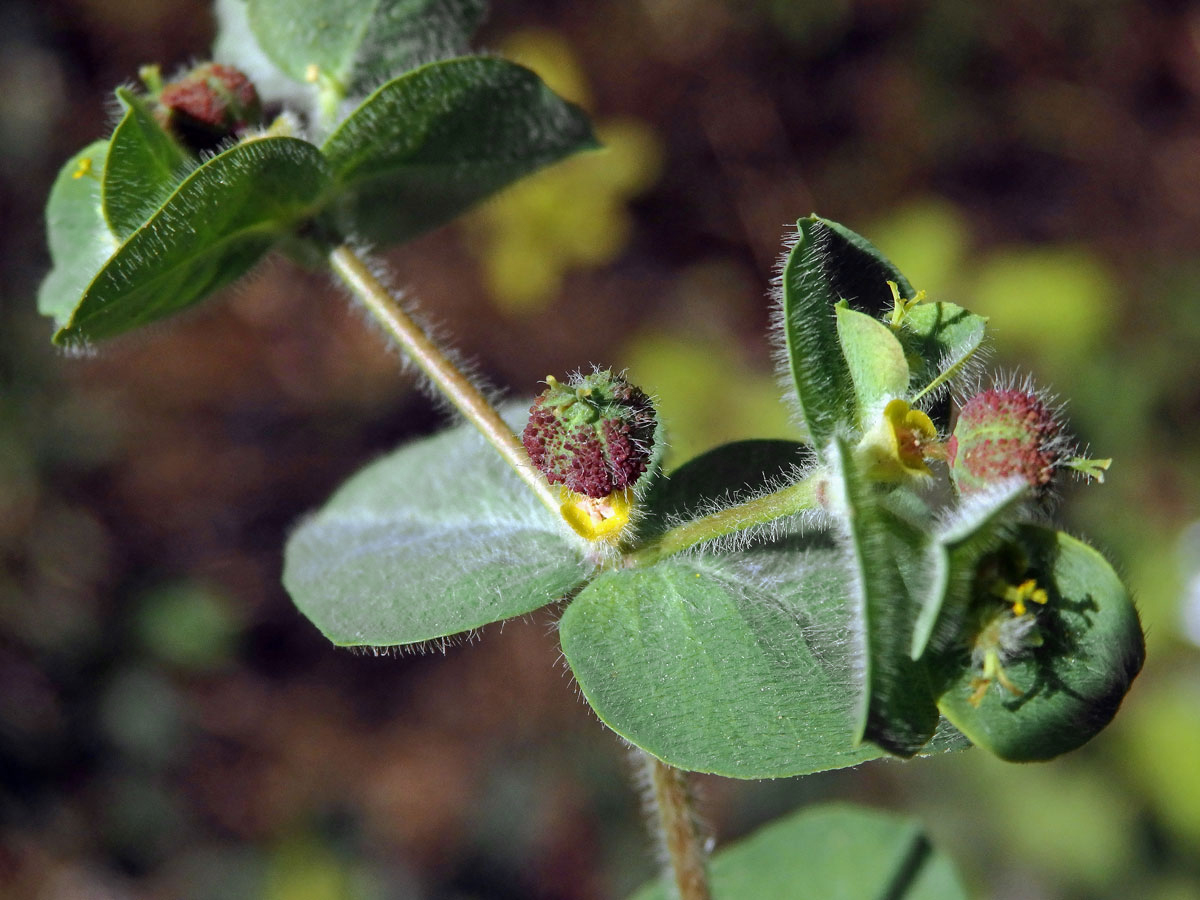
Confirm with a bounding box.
[3,0,1200,898]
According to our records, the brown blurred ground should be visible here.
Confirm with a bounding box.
[3,1,1200,898]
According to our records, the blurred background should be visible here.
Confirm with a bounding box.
[3,0,1200,897]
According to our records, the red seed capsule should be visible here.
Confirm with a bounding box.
[947,388,1067,497]
[522,371,657,499]
[158,63,262,150]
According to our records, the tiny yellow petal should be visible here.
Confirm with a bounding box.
[559,486,633,542]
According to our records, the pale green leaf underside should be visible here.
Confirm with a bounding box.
[320,56,597,245]
[835,303,910,431]
[103,88,188,239]
[283,413,589,647]
[560,549,886,779]
[937,526,1144,761]
[38,140,116,325]
[630,804,967,900]
[53,137,331,346]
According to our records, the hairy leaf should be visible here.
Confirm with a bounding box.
[53,137,330,346]
[561,550,885,778]
[284,413,590,647]
[777,217,857,452]
[833,435,939,756]
[320,56,597,245]
[38,141,117,325]
[630,804,967,900]
[103,88,188,239]
[936,526,1144,761]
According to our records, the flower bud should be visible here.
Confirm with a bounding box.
[947,388,1066,497]
[158,63,262,151]
[522,370,657,500]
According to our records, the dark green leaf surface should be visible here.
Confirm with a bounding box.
[835,303,910,430]
[899,301,988,399]
[38,141,116,325]
[912,484,1027,661]
[778,217,858,452]
[103,88,188,239]
[630,804,967,900]
[53,137,330,346]
[937,526,1144,761]
[820,216,915,308]
[638,439,807,540]
[246,0,483,93]
[834,436,939,757]
[284,414,590,647]
[560,549,886,779]
[320,56,597,245]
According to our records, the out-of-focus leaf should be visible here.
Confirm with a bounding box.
[284,413,589,647]
[38,141,117,325]
[320,57,597,245]
[53,137,330,346]
[245,0,484,94]
[629,804,968,900]
[103,88,188,239]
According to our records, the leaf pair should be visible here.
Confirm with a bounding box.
[41,38,595,346]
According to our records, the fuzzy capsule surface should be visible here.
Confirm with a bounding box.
[947,388,1065,497]
[522,371,656,500]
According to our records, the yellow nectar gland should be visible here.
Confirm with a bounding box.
[862,398,941,481]
[72,157,94,180]
[1001,578,1049,617]
[558,486,633,542]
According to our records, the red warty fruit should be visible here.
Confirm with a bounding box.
[522,371,657,499]
[947,387,1067,497]
[158,63,262,150]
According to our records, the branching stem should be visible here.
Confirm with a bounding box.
[625,475,819,567]
[644,753,713,900]
[329,244,560,516]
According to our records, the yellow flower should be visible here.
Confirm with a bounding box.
[859,398,941,481]
[558,486,633,542]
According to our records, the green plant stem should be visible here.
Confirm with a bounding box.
[626,475,819,567]
[329,244,560,516]
[644,753,713,900]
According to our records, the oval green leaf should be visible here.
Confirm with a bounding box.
[630,804,967,900]
[561,549,887,779]
[936,526,1145,761]
[283,414,590,647]
[320,56,597,245]
[53,137,331,346]
[38,141,117,325]
[103,88,189,239]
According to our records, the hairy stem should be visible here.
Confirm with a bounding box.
[329,244,560,515]
[625,475,819,567]
[644,753,713,900]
